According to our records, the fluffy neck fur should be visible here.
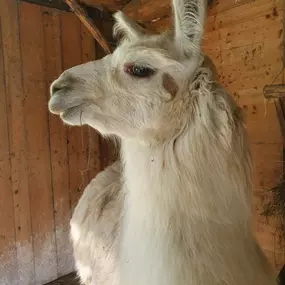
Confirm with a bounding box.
[119,69,276,285]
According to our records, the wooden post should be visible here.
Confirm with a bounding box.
[264,84,285,99]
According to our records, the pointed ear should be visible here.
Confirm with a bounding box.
[113,11,145,42]
[172,0,207,57]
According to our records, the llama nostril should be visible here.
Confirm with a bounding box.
[50,72,78,96]
[51,83,64,96]
[52,85,62,94]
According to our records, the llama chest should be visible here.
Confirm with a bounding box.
[119,142,276,285]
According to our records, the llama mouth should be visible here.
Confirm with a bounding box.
[48,93,90,116]
[60,104,86,122]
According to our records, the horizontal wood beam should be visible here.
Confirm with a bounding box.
[20,0,113,20]
[78,0,129,12]
[122,0,171,24]
[264,84,285,99]
[20,0,70,11]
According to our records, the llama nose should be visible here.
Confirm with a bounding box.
[50,72,76,97]
[50,83,61,96]
[50,78,66,97]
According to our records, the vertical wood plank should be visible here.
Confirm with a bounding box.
[93,17,111,170]
[42,7,74,276]
[101,19,118,165]
[19,2,57,284]
[73,23,94,186]
[0,20,18,285]
[80,23,101,181]
[60,12,89,210]
[0,0,34,284]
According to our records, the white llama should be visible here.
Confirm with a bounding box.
[48,0,278,284]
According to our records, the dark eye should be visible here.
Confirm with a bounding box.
[125,64,155,78]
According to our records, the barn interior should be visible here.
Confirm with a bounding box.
[0,0,284,284]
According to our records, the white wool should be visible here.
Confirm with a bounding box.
[70,162,122,285]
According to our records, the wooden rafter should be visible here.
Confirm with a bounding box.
[65,0,112,54]
[20,0,70,10]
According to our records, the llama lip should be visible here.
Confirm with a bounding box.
[48,101,62,115]
[60,104,85,122]
[48,94,87,115]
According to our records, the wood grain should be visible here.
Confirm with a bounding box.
[0,19,18,285]
[42,7,74,276]
[65,0,111,54]
[122,0,171,24]
[0,1,105,283]
[60,12,90,210]
[19,2,57,283]
[80,22,101,180]
[78,0,128,11]
[92,16,112,169]
[0,0,34,284]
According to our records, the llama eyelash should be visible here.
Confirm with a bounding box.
[124,63,156,78]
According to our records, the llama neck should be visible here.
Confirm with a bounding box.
[120,123,253,285]
[121,126,252,224]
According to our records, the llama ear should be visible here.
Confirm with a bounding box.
[172,0,207,57]
[113,11,145,41]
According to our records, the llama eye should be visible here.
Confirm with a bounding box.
[125,64,155,78]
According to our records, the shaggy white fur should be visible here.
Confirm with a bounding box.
[48,0,278,284]
[71,161,122,285]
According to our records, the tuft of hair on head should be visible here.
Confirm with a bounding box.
[113,11,145,43]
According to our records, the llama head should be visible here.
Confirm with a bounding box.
[49,0,211,142]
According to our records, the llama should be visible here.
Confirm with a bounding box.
[70,55,217,285]
[48,0,278,284]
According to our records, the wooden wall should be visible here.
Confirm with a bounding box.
[0,1,103,284]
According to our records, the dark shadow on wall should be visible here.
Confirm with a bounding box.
[279,265,285,285]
